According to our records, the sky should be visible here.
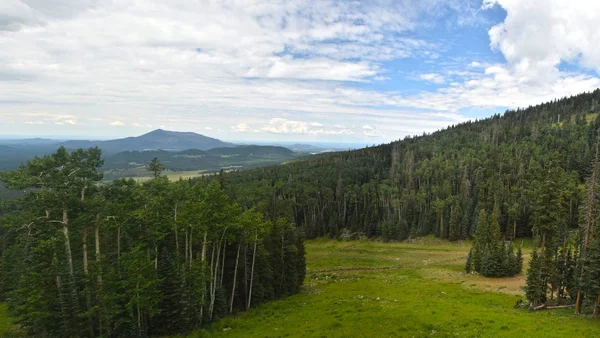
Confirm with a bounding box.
[2,0,600,143]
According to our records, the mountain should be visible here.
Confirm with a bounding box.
[61,129,235,154]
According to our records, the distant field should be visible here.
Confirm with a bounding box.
[194,238,600,337]
[102,170,209,182]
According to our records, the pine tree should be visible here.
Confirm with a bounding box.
[526,250,546,307]
[449,203,462,241]
[471,209,489,272]
[465,249,473,273]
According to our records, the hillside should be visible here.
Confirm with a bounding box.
[101,145,301,179]
[61,129,234,154]
[217,89,600,240]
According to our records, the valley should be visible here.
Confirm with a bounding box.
[0,130,309,181]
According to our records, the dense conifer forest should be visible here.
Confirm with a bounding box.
[216,89,600,311]
[0,148,305,336]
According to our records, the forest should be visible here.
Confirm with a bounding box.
[4,89,600,336]
[214,89,600,312]
[0,148,305,337]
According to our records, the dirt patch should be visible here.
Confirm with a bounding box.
[419,267,526,296]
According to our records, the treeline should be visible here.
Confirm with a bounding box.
[0,147,305,337]
[217,90,600,244]
[213,89,600,312]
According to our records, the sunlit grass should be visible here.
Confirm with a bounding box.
[194,238,600,337]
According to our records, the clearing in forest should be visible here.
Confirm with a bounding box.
[195,238,600,337]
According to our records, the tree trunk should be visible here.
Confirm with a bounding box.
[280,233,285,289]
[208,244,216,320]
[117,225,121,259]
[210,228,227,319]
[83,228,89,275]
[230,243,241,313]
[82,228,93,336]
[61,208,78,312]
[247,230,258,309]
[220,239,226,287]
[63,209,74,278]
[136,281,141,333]
[174,203,179,252]
[95,222,103,287]
[440,213,444,239]
[578,136,600,313]
[202,230,207,262]
[513,219,517,240]
[189,226,193,267]
[154,245,158,271]
[185,227,189,263]
[56,275,66,325]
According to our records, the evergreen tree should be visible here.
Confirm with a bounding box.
[526,250,546,307]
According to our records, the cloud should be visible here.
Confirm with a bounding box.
[54,115,78,125]
[419,73,445,84]
[484,0,600,82]
[232,122,251,133]
[204,126,212,130]
[2,0,599,142]
[261,118,354,136]
[110,121,125,126]
[25,120,45,125]
[363,125,383,137]
[262,118,310,134]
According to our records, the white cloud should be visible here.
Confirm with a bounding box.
[363,125,384,138]
[232,122,251,133]
[204,126,213,130]
[419,73,445,84]
[261,118,354,136]
[2,0,599,142]
[484,0,600,83]
[25,120,45,125]
[110,121,125,126]
[262,118,310,134]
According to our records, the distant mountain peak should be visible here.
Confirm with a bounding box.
[60,129,235,154]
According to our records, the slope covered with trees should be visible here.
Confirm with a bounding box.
[214,90,600,312]
[220,90,600,241]
[0,148,305,336]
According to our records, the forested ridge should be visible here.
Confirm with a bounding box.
[220,90,600,241]
[216,89,600,312]
[0,148,305,337]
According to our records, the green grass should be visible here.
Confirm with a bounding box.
[0,302,18,337]
[103,170,209,182]
[194,238,600,337]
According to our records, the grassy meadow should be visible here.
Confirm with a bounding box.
[2,238,600,337]
[193,238,600,337]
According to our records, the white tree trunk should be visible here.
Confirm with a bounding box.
[230,243,241,313]
[247,230,258,309]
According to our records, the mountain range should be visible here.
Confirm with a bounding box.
[60,129,235,154]
[0,129,308,177]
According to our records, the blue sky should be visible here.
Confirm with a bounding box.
[1,0,600,143]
